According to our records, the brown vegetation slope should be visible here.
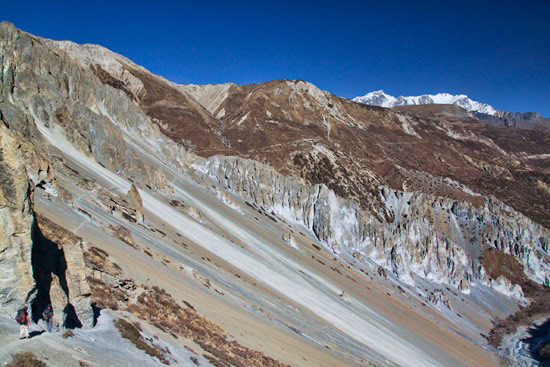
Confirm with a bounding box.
[101,68,549,227]
[483,248,550,347]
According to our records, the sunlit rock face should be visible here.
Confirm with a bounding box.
[0,125,93,326]
[0,125,35,314]
[194,155,549,292]
[0,22,101,326]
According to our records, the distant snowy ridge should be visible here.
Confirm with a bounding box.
[353,90,497,116]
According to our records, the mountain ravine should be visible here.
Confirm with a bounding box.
[0,21,549,367]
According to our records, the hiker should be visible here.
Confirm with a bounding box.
[43,304,53,333]
[16,306,30,339]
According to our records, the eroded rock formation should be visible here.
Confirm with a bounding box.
[0,124,35,314]
[195,155,550,292]
[0,123,92,326]
[128,184,144,223]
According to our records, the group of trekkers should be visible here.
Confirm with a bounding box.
[16,304,54,339]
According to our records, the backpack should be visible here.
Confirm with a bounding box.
[15,308,26,325]
[43,306,53,320]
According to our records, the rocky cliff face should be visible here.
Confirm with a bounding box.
[0,122,93,326]
[493,111,550,131]
[30,215,93,327]
[0,124,35,314]
[127,184,144,223]
[194,155,550,293]
[0,22,96,327]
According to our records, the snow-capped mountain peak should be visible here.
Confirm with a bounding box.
[354,90,397,108]
[353,91,497,116]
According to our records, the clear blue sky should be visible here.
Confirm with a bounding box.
[3,1,549,115]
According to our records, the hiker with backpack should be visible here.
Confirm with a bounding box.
[43,304,53,333]
[16,306,30,339]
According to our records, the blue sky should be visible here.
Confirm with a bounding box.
[3,1,549,115]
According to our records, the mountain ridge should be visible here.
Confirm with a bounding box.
[354,90,550,132]
[353,90,498,115]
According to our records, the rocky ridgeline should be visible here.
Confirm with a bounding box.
[0,22,173,323]
[0,123,92,325]
[0,22,187,194]
[194,155,549,294]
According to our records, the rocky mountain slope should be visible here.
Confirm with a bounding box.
[354,90,550,132]
[0,21,549,366]
[478,110,550,131]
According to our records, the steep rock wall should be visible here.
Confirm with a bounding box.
[31,215,93,327]
[194,156,550,294]
[0,122,93,326]
[0,124,35,314]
